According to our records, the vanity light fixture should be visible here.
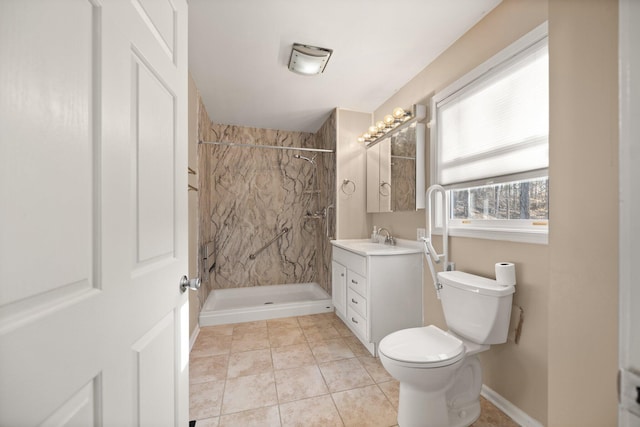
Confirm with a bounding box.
[357,105,427,145]
[288,43,333,75]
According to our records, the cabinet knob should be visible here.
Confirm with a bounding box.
[351,317,358,324]
[351,279,358,284]
[341,273,344,277]
[351,298,358,304]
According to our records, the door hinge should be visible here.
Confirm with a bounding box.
[619,368,640,417]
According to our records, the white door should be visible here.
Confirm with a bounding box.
[0,0,189,426]
[619,0,640,425]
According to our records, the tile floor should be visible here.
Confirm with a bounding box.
[189,312,518,427]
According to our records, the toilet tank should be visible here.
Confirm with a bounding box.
[437,271,515,345]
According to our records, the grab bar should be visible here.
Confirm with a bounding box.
[421,185,450,299]
[424,185,448,266]
[249,227,290,260]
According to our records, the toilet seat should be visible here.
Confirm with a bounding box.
[378,325,465,368]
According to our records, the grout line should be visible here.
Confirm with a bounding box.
[276,404,283,427]
[326,381,347,427]
[374,382,398,416]
[270,343,281,405]
[218,370,228,419]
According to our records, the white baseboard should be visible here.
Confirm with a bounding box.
[189,324,200,352]
[481,384,544,427]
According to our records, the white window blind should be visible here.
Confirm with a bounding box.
[434,36,549,187]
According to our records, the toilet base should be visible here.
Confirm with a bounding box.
[394,355,484,427]
[397,385,480,427]
[446,399,481,427]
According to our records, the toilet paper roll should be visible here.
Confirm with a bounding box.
[495,262,516,286]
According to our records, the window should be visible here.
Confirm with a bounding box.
[450,177,549,220]
[430,23,549,244]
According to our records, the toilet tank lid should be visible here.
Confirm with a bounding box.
[438,271,515,297]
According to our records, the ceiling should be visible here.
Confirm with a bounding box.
[188,0,502,134]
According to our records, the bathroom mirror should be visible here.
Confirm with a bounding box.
[367,122,425,212]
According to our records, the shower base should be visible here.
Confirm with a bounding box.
[199,282,333,326]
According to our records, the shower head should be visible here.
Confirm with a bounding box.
[293,154,317,165]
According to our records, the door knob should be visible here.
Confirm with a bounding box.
[180,276,201,293]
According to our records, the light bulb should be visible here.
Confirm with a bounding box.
[376,121,386,130]
[383,115,394,125]
[363,133,371,139]
[357,136,365,143]
[369,126,378,135]
[393,107,405,119]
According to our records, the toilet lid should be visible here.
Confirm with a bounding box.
[378,325,465,367]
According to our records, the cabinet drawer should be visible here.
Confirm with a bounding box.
[347,287,367,318]
[347,307,367,339]
[347,270,367,296]
[332,246,366,276]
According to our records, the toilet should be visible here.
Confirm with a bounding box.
[378,270,515,427]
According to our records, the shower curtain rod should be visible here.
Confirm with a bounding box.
[200,140,334,154]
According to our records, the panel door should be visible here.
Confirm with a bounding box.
[0,0,189,425]
[619,0,640,424]
[331,261,347,318]
[366,144,380,213]
[378,139,392,212]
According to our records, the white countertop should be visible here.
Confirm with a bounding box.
[330,239,423,256]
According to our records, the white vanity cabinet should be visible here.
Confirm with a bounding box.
[331,261,347,318]
[331,240,423,356]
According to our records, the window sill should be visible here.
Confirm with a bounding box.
[435,226,548,245]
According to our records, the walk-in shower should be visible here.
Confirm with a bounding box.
[199,283,333,326]
[197,119,336,325]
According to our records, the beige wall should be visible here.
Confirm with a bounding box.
[336,109,371,239]
[547,0,618,425]
[188,74,202,338]
[372,0,550,423]
[370,0,620,425]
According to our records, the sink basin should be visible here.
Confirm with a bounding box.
[330,239,422,256]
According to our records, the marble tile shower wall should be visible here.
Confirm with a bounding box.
[314,110,336,294]
[198,110,336,295]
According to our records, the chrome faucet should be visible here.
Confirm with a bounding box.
[377,227,395,245]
